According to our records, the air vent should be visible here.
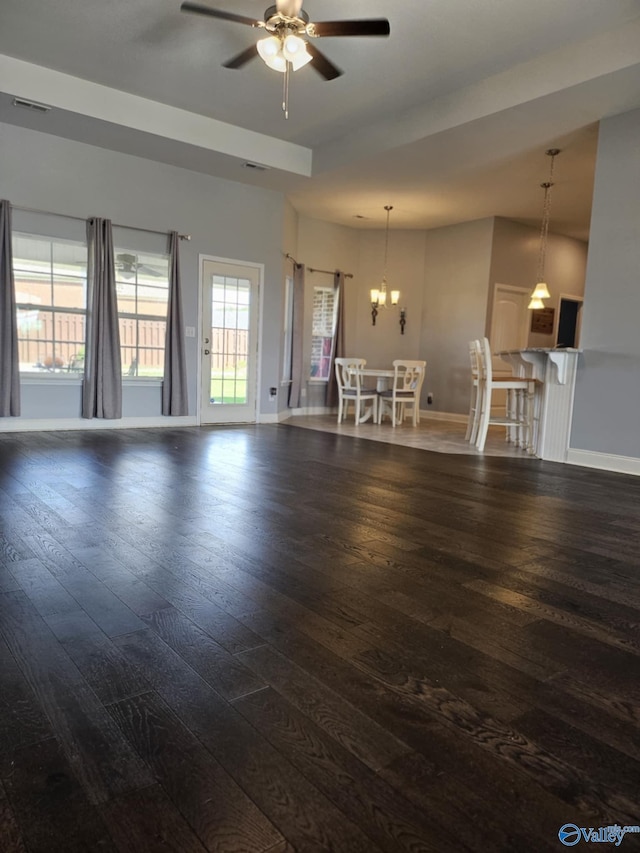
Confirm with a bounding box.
[243,162,270,172]
[12,97,52,113]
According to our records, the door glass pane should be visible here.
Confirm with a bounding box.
[210,275,250,404]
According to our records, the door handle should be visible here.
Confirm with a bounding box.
[204,349,210,355]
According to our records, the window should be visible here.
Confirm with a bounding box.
[115,250,169,378]
[310,286,337,381]
[13,233,87,374]
[209,274,250,404]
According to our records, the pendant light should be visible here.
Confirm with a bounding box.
[370,205,400,325]
[528,148,560,310]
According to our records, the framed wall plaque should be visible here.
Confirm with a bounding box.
[530,307,555,335]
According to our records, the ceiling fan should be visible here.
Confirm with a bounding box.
[116,253,163,279]
[180,0,390,116]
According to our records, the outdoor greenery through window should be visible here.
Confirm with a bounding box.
[310,285,337,381]
[13,233,88,374]
[209,275,249,404]
[115,251,169,378]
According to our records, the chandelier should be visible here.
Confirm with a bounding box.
[528,148,561,310]
[370,205,400,326]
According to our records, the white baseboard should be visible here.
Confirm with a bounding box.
[566,448,640,477]
[421,409,468,424]
[259,410,292,424]
[289,406,333,417]
[0,415,198,433]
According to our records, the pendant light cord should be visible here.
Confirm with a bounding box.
[536,149,559,283]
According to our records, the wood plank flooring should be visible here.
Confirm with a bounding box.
[1,424,640,852]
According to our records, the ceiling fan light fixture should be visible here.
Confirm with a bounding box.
[257,34,282,60]
[283,34,305,58]
[289,47,312,70]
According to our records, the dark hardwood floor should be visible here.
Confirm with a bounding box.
[1,424,640,852]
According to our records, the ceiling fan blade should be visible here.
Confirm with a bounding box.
[305,42,343,81]
[311,19,390,38]
[223,44,258,69]
[180,2,258,27]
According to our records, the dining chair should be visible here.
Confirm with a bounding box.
[474,337,539,452]
[334,357,378,424]
[377,359,426,427]
[465,339,482,443]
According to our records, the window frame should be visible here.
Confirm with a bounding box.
[115,248,170,380]
[309,284,338,383]
[13,232,88,378]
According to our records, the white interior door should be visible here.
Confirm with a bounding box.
[200,258,260,425]
[490,284,530,374]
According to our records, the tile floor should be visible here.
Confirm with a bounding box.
[284,414,535,458]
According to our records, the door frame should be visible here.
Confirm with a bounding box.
[197,253,264,425]
[554,293,584,348]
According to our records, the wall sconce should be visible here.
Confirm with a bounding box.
[399,307,407,334]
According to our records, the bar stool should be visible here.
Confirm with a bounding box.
[465,339,482,444]
[475,338,538,453]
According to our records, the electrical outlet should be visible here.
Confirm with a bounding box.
[427,393,433,404]
[269,387,277,400]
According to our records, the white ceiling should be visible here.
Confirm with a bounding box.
[2,0,640,239]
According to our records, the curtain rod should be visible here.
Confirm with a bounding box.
[309,266,353,279]
[9,203,191,241]
[285,253,353,278]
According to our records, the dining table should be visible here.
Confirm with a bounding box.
[357,367,395,392]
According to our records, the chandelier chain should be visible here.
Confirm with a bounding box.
[382,204,392,285]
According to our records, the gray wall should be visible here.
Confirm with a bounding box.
[570,108,640,458]
[489,217,587,349]
[420,218,494,415]
[0,121,285,424]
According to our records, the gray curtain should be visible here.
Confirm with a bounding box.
[288,262,305,408]
[0,200,20,417]
[82,217,122,419]
[162,232,188,415]
[326,270,345,409]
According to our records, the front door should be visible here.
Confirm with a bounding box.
[200,257,260,424]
